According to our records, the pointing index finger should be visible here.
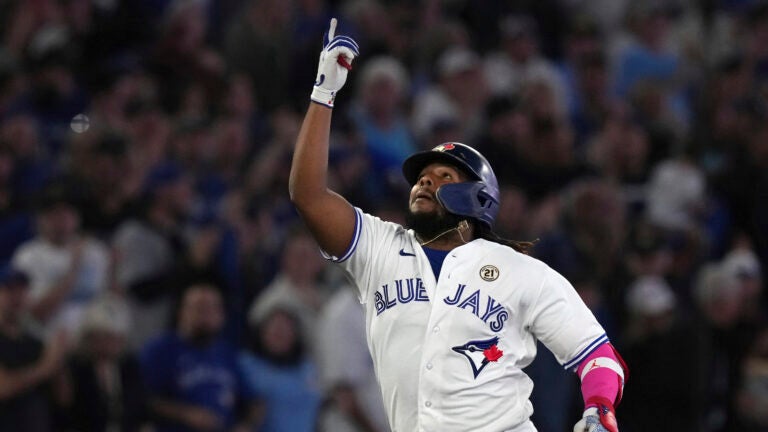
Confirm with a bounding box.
[329,18,337,40]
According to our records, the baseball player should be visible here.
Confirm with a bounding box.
[289,19,627,432]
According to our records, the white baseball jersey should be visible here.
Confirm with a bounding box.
[323,208,607,432]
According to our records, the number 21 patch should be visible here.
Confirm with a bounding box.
[480,265,499,281]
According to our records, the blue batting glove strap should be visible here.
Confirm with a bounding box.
[311,18,360,108]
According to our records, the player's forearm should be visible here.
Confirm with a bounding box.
[291,17,358,210]
[289,102,333,208]
[573,343,627,432]
[577,343,626,407]
[288,19,359,257]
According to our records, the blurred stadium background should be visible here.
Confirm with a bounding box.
[0,0,766,431]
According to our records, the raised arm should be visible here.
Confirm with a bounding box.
[289,19,360,258]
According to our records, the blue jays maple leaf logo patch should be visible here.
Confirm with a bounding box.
[452,337,504,379]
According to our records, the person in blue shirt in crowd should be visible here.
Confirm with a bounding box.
[239,306,322,432]
[140,283,259,432]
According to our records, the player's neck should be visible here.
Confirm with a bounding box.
[421,235,471,251]
[418,220,474,251]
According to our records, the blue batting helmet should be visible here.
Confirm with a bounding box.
[402,142,500,227]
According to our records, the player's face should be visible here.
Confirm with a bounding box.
[409,162,467,216]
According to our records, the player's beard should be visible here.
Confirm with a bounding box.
[406,206,465,243]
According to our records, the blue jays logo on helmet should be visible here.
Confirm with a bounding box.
[452,336,504,379]
[432,143,456,152]
[402,142,500,227]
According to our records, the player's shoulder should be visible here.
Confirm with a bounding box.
[358,207,411,235]
[477,239,561,278]
[479,239,546,265]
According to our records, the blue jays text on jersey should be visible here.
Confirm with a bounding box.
[374,277,429,315]
[443,283,508,332]
[374,279,509,332]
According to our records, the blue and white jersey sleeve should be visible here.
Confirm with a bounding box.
[525,267,607,371]
[320,207,405,303]
[319,206,365,264]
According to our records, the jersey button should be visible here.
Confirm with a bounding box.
[426,363,433,370]
[432,325,440,333]
[425,401,432,408]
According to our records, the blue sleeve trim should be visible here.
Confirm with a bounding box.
[321,207,362,263]
[563,334,609,370]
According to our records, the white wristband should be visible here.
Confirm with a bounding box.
[311,87,336,108]
[580,357,624,381]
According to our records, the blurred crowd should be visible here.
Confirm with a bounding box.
[0,0,766,431]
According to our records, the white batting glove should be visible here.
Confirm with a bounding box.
[310,18,360,108]
[573,400,618,432]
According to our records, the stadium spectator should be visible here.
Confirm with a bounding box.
[557,16,604,119]
[474,95,532,186]
[57,295,148,432]
[584,110,651,208]
[412,46,489,142]
[736,326,768,430]
[483,15,567,114]
[140,283,257,432]
[224,0,297,112]
[17,24,88,155]
[621,275,699,431]
[533,179,627,311]
[66,131,135,237]
[0,265,67,432]
[569,52,614,150]
[240,306,321,432]
[148,0,224,117]
[646,157,706,232]
[517,98,589,201]
[248,226,329,359]
[691,263,751,431]
[349,56,416,188]
[0,146,36,267]
[0,114,54,206]
[12,183,111,337]
[112,162,193,348]
[720,243,764,322]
